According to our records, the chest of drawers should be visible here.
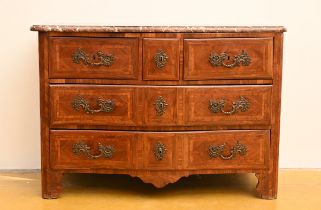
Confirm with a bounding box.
[31,25,285,199]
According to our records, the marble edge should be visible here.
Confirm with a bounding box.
[30,25,286,33]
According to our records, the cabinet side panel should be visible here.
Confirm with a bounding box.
[39,32,63,198]
[271,33,284,198]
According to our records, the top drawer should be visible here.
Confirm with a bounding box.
[49,37,139,79]
[184,38,273,80]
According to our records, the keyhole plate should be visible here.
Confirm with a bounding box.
[154,50,168,69]
[154,142,167,160]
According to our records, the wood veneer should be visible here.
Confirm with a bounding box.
[49,37,139,79]
[32,25,285,199]
[184,38,273,80]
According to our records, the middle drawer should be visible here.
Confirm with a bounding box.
[50,85,272,127]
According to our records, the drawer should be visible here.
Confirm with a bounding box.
[49,37,139,79]
[143,38,180,80]
[50,130,134,169]
[50,85,271,128]
[184,86,271,126]
[185,130,269,169]
[50,130,269,170]
[184,38,273,80]
[50,85,140,126]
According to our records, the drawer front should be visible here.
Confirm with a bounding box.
[185,130,269,169]
[50,85,140,126]
[143,87,178,126]
[49,37,139,79]
[185,86,271,126]
[50,130,269,170]
[50,85,271,127]
[142,133,177,169]
[184,38,273,80]
[50,130,134,169]
[143,38,180,80]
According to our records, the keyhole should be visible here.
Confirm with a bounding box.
[158,147,163,154]
[159,56,164,62]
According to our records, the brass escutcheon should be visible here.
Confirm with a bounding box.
[72,48,114,67]
[209,96,249,115]
[72,95,115,114]
[154,142,167,160]
[154,49,168,69]
[209,50,251,68]
[73,141,114,159]
[208,141,247,160]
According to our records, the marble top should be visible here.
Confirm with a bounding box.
[30,25,286,33]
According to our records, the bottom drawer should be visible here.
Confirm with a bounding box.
[50,130,269,170]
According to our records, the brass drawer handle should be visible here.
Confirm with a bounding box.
[209,50,251,68]
[209,141,247,160]
[154,49,168,69]
[73,141,114,159]
[154,96,168,116]
[154,142,167,160]
[72,48,114,67]
[209,96,249,115]
[72,95,115,114]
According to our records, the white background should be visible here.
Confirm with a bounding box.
[0,0,320,169]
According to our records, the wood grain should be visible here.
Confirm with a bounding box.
[34,29,284,199]
[49,85,271,128]
[50,130,134,169]
[38,32,63,199]
[184,38,273,80]
[184,85,272,126]
[143,38,180,80]
[50,130,269,172]
[143,87,178,126]
[50,85,141,126]
[49,37,139,79]
[185,130,269,169]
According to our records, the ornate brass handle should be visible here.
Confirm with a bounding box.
[154,142,167,160]
[72,95,115,114]
[209,141,247,160]
[73,141,114,159]
[209,96,249,115]
[154,96,168,116]
[209,50,251,68]
[154,49,168,69]
[72,48,114,67]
